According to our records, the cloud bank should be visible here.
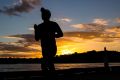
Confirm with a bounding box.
[0,0,41,16]
[71,18,109,32]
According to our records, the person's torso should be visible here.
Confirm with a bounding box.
[38,21,57,46]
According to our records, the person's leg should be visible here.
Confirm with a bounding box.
[41,47,49,72]
[47,48,56,71]
[47,57,55,71]
[41,58,48,71]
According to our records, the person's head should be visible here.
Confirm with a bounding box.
[41,7,51,21]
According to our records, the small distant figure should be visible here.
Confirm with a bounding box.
[34,7,63,73]
[103,47,110,72]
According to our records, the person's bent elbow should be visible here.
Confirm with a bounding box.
[35,36,39,41]
[55,33,63,38]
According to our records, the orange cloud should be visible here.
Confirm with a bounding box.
[104,26,120,38]
[71,18,109,32]
[115,18,120,23]
[71,23,106,32]
[93,18,109,25]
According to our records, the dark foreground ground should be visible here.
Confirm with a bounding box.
[0,66,120,80]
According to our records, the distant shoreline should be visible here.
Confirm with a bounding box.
[1,50,120,63]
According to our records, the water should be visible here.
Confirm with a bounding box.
[0,63,120,72]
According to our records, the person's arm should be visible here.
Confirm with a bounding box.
[34,24,40,41]
[55,23,63,38]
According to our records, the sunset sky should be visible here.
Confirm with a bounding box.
[0,0,120,58]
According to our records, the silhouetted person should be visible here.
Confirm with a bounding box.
[103,47,110,72]
[34,7,63,74]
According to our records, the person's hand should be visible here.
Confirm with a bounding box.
[34,24,37,29]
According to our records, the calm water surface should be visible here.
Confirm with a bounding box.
[0,63,120,72]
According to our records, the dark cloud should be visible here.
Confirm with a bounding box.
[0,53,33,58]
[0,42,40,53]
[0,34,41,58]
[99,38,116,42]
[0,0,41,16]
[103,26,120,38]
[9,34,36,46]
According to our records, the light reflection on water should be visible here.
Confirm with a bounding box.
[0,63,119,72]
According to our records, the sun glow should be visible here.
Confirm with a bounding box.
[61,49,73,55]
